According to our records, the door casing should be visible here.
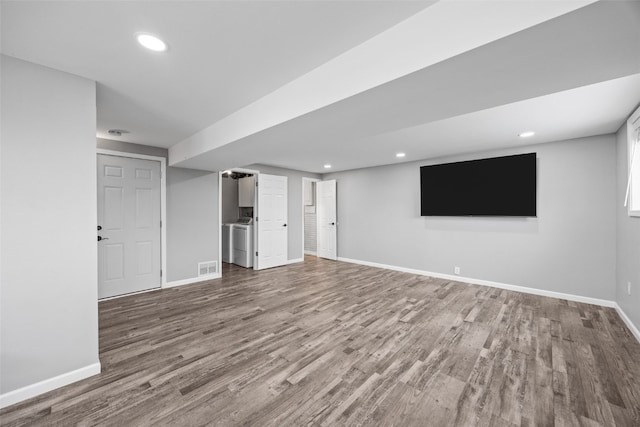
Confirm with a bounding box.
[301,177,320,257]
[317,179,337,260]
[96,149,167,298]
[217,168,260,275]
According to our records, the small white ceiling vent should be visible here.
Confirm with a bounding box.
[108,129,129,137]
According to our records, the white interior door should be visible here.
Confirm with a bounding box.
[317,180,337,260]
[97,154,161,299]
[256,174,288,269]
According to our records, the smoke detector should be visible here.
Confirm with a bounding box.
[108,129,129,137]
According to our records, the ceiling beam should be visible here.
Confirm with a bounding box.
[169,0,596,169]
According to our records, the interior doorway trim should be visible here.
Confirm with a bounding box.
[96,149,167,288]
[302,177,320,257]
[218,167,260,277]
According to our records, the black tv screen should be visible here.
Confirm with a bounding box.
[420,153,536,217]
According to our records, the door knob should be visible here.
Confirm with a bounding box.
[97,225,102,231]
[283,224,287,227]
[330,222,335,225]
[98,236,109,241]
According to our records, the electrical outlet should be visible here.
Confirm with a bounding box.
[454,266,460,275]
[628,282,632,296]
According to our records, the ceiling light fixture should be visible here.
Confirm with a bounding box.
[519,131,535,138]
[324,164,332,169]
[136,33,167,52]
[396,152,406,158]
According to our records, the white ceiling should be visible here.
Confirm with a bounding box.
[1,0,432,146]
[2,1,639,174]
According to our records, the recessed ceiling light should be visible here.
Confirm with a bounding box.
[396,152,406,158]
[324,164,332,169]
[519,131,535,138]
[136,33,167,52]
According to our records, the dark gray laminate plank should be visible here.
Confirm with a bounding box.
[1,257,639,426]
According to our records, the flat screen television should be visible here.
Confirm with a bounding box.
[420,153,536,217]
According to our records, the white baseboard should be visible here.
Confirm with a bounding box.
[337,257,616,308]
[304,251,317,256]
[0,362,101,409]
[614,303,640,343]
[99,287,161,301]
[287,257,305,265]
[164,274,221,289]
[101,274,222,299]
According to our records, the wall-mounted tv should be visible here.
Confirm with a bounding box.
[420,153,537,217]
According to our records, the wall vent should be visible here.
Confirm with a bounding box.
[198,261,218,277]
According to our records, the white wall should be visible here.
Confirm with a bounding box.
[324,135,617,301]
[1,56,100,397]
[166,167,218,281]
[97,137,168,159]
[247,164,321,261]
[221,175,239,224]
[616,124,640,332]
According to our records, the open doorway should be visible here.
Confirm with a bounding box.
[302,177,320,257]
[303,177,337,261]
[220,169,290,274]
[220,170,256,273]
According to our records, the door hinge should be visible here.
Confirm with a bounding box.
[256,251,258,256]
[255,182,258,187]
[160,220,162,228]
[256,217,258,221]
[160,269,163,277]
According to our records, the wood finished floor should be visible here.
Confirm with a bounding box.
[1,256,639,426]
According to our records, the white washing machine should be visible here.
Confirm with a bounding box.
[221,224,233,263]
[232,224,253,268]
